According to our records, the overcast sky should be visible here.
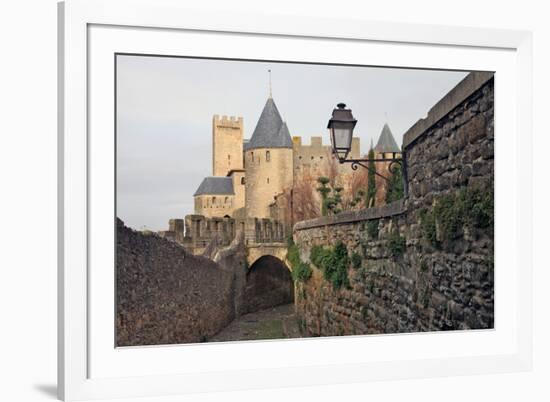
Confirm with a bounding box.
[116,55,468,230]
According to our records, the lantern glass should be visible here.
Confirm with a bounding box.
[330,122,353,159]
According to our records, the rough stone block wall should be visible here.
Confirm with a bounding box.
[293,73,494,336]
[116,218,245,346]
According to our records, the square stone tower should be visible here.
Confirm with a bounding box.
[212,115,244,177]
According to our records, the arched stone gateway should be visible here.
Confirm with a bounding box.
[243,255,294,314]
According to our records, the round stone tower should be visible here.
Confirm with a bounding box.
[244,97,294,219]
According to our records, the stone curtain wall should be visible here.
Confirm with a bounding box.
[293,72,494,336]
[116,219,245,346]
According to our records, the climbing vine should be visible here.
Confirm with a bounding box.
[310,241,350,289]
[287,236,312,283]
[419,186,494,248]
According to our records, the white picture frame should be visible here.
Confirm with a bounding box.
[58,0,533,400]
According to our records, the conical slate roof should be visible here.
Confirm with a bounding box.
[374,123,400,153]
[193,177,234,196]
[245,97,293,150]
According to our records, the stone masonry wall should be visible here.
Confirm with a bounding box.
[293,72,494,336]
[116,218,246,346]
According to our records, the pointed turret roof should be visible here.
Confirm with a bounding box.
[245,97,293,150]
[374,123,400,153]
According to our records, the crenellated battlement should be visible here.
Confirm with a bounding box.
[213,114,243,128]
[292,135,360,150]
[159,214,286,256]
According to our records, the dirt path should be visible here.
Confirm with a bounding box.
[208,303,302,342]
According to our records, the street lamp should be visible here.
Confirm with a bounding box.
[328,103,357,161]
[327,102,406,188]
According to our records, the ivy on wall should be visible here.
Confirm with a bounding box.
[419,186,494,248]
[287,236,312,282]
[310,242,350,289]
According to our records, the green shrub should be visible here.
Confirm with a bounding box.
[310,245,331,268]
[366,148,377,207]
[385,163,404,203]
[419,187,494,247]
[351,252,362,269]
[292,261,312,282]
[388,231,406,257]
[287,238,311,283]
[460,187,494,229]
[309,242,350,289]
[287,241,300,266]
[366,219,380,239]
[433,192,463,241]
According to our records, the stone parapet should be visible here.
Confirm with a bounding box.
[294,200,406,231]
[403,71,494,148]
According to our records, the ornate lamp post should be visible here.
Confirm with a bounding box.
[327,103,404,183]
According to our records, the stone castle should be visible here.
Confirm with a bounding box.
[160,93,401,253]
[120,72,494,345]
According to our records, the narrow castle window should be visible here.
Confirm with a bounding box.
[266,151,270,161]
[224,196,228,204]
[267,177,270,184]
[251,152,254,162]
[212,196,216,206]
[241,177,245,185]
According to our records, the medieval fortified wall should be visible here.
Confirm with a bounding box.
[117,216,292,346]
[293,72,494,335]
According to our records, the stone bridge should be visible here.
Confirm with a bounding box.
[245,242,288,268]
[159,214,291,269]
[158,214,294,315]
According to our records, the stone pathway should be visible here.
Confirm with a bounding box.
[208,303,302,342]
